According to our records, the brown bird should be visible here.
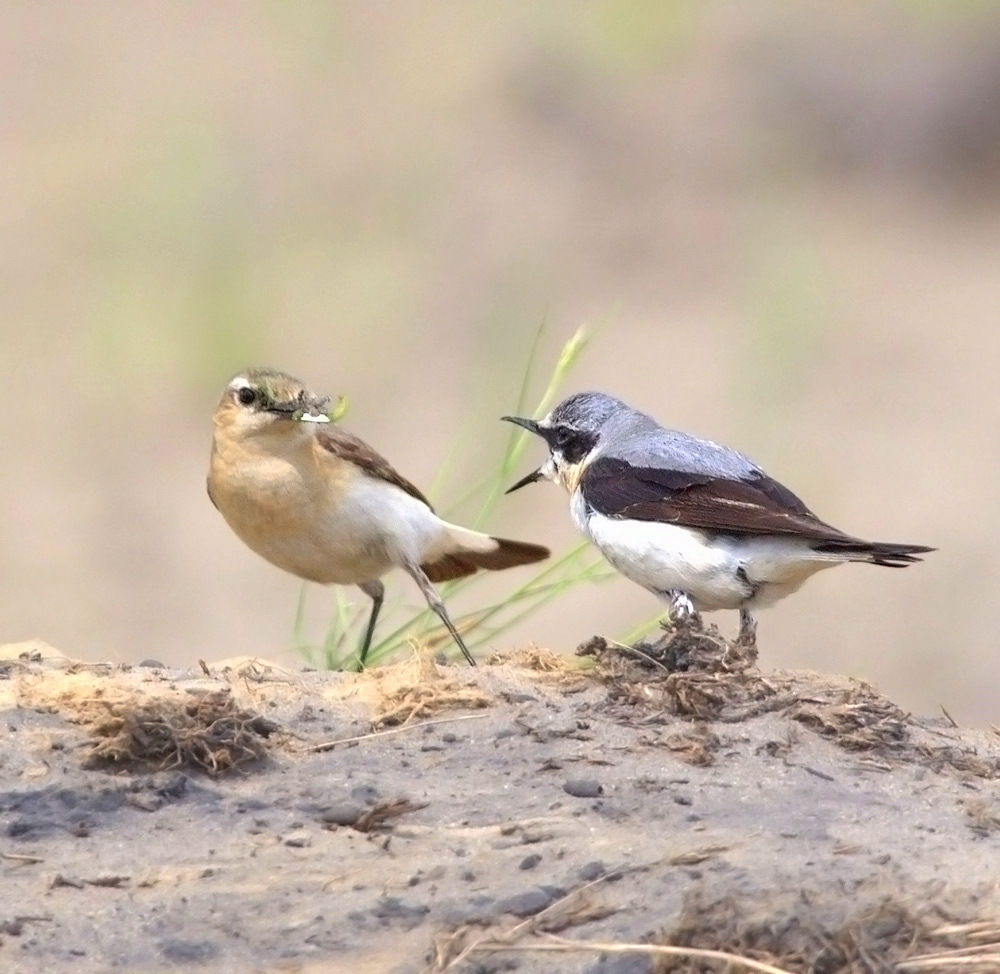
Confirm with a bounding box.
[208,368,549,665]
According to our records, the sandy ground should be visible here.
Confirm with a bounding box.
[2,632,1000,974]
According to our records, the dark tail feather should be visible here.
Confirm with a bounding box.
[460,537,550,572]
[421,538,549,583]
[814,539,935,568]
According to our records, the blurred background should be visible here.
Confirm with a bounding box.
[2,2,998,723]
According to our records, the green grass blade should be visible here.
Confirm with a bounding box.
[297,323,604,670]
[617,612,664,646]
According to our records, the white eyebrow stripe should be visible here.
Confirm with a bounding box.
[228,376,251,391]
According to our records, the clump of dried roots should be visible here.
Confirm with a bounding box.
[579,620,778,722]
[83,689,276,775]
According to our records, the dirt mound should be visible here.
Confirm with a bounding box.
[2,639,999,973]
[581,621,1000,783]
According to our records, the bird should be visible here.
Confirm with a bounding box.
[208,367,549,666]
[502,391,932,645]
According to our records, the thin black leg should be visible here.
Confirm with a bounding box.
[357,579,385,667]
[404,563,477,666]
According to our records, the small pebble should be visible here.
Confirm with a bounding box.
[584,954,655,973]
[563,779,603,798]
[159,939,219,963]
[126,794,163,813]
[497,886,564,917]
[321,802,364,827]
[138,659,165,668]
[374,897,430,929]
[519,853,542,870]
[578,860,606,881]
[283,830,312,848]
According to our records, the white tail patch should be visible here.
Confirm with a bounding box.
[444,524,501,556]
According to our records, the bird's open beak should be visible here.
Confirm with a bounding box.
[501,415,542,436]
[505,467,543,494]
[502,415,546,492]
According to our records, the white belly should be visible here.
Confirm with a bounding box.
[572,492,838,611]
[324,478,448,579]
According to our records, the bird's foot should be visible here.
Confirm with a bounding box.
[666,590,702,630]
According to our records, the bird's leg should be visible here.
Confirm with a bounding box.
[665,590,702,629]
[737,607,757,647]
[404,562,477,666]
[356,579,385,669]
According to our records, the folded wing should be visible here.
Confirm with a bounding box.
[580,456,932,565]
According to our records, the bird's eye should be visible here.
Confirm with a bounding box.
[554,427,573,448]
[237,387,256,406]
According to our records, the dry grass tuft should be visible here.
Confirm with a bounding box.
[788,682,999,779]
[351,798,427,833]
[370,651,491,728]
[916,743,999,779]
[788,684,910,753]
[485,646,591,693]
[648,892,995,973]
[82,689,276,775]
[962,798,1000,837]
[898,920,1000,971]
[662,725,720,767]
[485,646,579,674]
[428,880,1000,974]
[429,872,624,972]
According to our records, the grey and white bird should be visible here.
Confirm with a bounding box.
[502,392,932,644]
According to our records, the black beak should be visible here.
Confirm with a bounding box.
[501,415,543,436]
[501,415,546,493]
[501,415,549,493]
[505,467,544,494]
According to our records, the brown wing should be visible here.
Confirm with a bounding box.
[581,456,855,543]
[316,428,433,510]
